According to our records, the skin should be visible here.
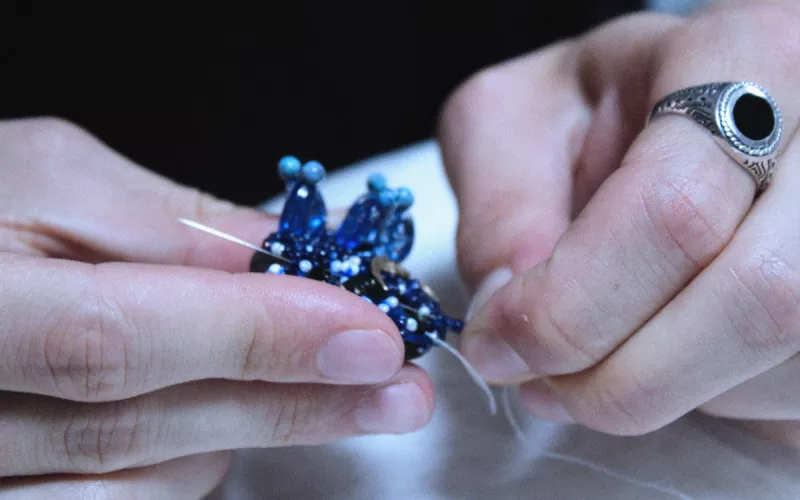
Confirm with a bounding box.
[4,1,800,496]
[0,118,435,496]
[439,0,800,448]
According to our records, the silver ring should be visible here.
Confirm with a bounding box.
[648,81,782,192]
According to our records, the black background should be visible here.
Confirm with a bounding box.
[1,1,642,205]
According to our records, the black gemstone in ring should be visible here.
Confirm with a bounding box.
[733,93,775,141]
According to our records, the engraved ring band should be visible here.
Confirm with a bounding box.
[648,81,782,193]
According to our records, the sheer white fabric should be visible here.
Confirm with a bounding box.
[207,140,800,500]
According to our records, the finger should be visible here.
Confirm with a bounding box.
[437,13,679,291]
[0,117,276,271]
[462,5,800,383]
[0,452,231,499]
[542,116,800,435]
[729,420,800,450]
[516,379,576,424]
[0,366,433,475]
[0,254,405,401]
[438,44,577,289]
[698,355,800,420]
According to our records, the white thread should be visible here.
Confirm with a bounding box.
[177,218,287,261]
[502,384,528,442]
[426,334,497,415]
[501,387,694,500]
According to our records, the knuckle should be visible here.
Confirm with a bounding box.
[439,66,509,128]
[11,117,88,158]
[491,270,603,373]
[41,282,136,401]
[727,250,800,357]
[57,400,154,473]
[638,172,729,271]
[267,392,313,446]
[535,294,603,368]
[238,285,282,380]
[574,372,661,435]
[166,187,235,266]
[180,187,234,221]
[240,321,263,380]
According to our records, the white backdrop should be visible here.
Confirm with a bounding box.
[647,0,708,14]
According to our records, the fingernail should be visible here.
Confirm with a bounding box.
[520,383,574,424]
[466,267,513,321]
[461,333,532,383]
[355,382,430,434]
[317,330,401,383]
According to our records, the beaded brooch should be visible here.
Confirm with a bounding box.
[179,156,494,413]
[248,156,463,360]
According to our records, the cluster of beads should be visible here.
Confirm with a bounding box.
[250,156,463,360]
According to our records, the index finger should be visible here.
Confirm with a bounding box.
[437,14,680,290]
[0,117,276,271]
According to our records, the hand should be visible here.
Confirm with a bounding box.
[0,118,433,496]
[438,2,800,446]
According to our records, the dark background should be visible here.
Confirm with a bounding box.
[1,1,642,205]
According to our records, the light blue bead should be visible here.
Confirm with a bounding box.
[278,156,301,180]
[301,161,326,184]
[367,173,387,192]
[395,187,414,209]
[378,189,396,207]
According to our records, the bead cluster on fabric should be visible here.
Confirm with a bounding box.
[249,156,464,360]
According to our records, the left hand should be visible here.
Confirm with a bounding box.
[437,1,800,446]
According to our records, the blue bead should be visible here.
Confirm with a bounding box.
[279,182,327,238]
[278,156,301,180]
[378,189,396,208]
[335,193,391,250]
[301,161,325,184]
[395,187,414,209]
[367,173,387,192]
[448,318,464,332]
[383,216,414,262]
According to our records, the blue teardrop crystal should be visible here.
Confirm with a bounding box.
[380,216,414,262]
[279,182,327,238]
[335,193,391,250]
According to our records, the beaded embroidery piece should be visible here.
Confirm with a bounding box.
[178,156,495,414]
[248,156,463,361]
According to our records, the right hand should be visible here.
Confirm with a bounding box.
[0,118,433,497]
